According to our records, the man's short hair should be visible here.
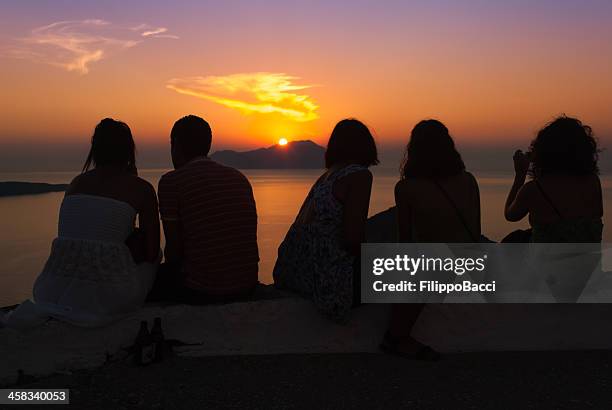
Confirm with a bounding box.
[171,115,212,157]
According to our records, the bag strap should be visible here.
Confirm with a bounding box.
[534,180,563,219]
[433,180,479,242]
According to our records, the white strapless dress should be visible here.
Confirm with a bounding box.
[4,194,158,328]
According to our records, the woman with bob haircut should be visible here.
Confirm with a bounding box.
[505,115,603,243]
[381,119,481,360]
[274,118,379,321]
[7,119,160,328]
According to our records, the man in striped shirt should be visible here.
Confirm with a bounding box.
[154,115,258,303]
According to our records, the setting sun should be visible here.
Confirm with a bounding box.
[278,138,288,146]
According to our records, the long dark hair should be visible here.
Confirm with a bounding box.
[82,118,137,174]
[400,119,465,179]
[324,119,379,168]
[530,115,599,176]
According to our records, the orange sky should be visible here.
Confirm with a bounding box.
[1,1,611,156]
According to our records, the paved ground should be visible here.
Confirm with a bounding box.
[8,350,612,409]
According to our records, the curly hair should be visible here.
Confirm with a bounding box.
[400,119,465,179]
[530,116,599,176]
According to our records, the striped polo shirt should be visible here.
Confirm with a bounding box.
[158,158,258,295]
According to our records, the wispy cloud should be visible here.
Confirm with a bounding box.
[6,19,177,74]
[131,24,179,39]
[167,73,319,122]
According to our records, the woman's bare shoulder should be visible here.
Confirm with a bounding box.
[461,171,481,190]
[66,172,91,194]
[117,175,156,211]
[129,175,157,198]
[395,178,419,199]
[463,170,477,182]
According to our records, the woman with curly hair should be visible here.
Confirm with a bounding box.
[505,116,603,243]
[380,119,481,360]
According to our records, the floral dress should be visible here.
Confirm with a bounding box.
[273,164,367,322]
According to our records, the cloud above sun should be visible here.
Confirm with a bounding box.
[7,19,177,74]
[167,73,319,122]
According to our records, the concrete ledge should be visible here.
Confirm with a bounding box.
[2,298,612,385]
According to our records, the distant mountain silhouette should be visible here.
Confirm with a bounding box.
[210,140,325,169]
[0,182,68,197]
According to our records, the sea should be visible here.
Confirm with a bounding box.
[1,168,610,306]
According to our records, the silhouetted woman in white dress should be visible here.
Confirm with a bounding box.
[5,119,160,328]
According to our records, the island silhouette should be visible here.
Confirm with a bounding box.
[210,140,325,169]
[0,182,69,197]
